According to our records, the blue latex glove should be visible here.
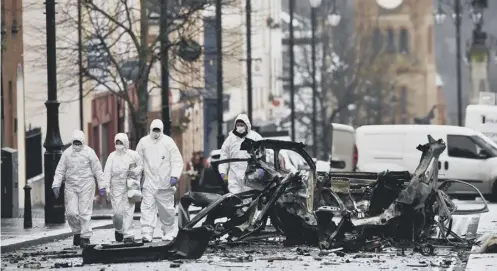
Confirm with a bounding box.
[170,177,179,186]
[256,168,265,179]
[220,173,227,181]
[99,188,106,196]
[53,187,60,199]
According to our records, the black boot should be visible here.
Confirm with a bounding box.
[80,238,90,248]
[115,231,124,242]
[73,234,81,246]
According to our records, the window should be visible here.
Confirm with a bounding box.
[447,135,497,159]
[280,150,308,172]
[12,0,17,17]
[8,80,12,105]
[479,79,486,92]
[427,26,433,54]
[399,28,409,53]
[400,87,407,123]
[118,116,125,133]
[101,122,110,165]
[264,149,276,167]
[92,125,100,157]
[447,135,478,158]
[372,28,383,52]
[386,28,396,53]
[259,88,264,110]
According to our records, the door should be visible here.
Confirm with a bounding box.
[332,128,355,171]
[441,134,488,194]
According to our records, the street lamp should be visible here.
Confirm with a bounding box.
[289,0,296,142]
[44,0,65,224]
[216,0,224,148]
[434,0,487,126]
[160,0,172,136]
[246,0,253,123]
[309,0,321,158]
[309,0,340,157]
[327,0,341,27]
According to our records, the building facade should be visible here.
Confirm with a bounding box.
[355,0,441,124]
[23,0,81,146]
[2,0,27,210]
[1,0,23,148]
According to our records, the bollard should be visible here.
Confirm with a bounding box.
[24,185,33,229]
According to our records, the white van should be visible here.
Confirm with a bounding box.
[330,124,356,172]
[355,125,497,199]
[465,104,497,143]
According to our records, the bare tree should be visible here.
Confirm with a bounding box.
[26,0,242,144]
[292,5,400,159]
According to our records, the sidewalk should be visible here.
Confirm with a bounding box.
[1,217,114,253]
[1,206,202,253]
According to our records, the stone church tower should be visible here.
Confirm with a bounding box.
[354,0,444,124]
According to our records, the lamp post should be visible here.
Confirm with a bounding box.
[289,0,296,142]
[434,0,488,126]
[246,0,253,122]
[325,1,340,161]
[216,0,224,148]
[311,0,340,158]
[327,1,341,28]
[44,0,65,224]
[309,0,321,158]
[160,0,172,136]
[77,0,83,131]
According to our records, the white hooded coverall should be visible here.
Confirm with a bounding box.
[219,114,263,194]
[103,133,143,239]
[136,119,184,241]
[52,130,106,239]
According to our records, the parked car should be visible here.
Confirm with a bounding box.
[355,125,497,200]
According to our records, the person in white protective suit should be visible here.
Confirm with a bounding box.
[52,130,106,248]
[136,119,184,243]
[219,114,263,194]
[103,133,143,243]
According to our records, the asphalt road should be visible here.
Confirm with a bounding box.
[1,200,494,271]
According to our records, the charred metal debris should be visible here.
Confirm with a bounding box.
[82,135,488,264]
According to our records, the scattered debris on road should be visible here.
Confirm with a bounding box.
[1,136,490,270]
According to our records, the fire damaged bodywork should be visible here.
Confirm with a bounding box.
[178,139,318,243]
[83,135,489,264]
[178,135,489,252]
[81,226,214,264]
[305,135,489,251]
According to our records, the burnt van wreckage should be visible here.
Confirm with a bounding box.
[312,135,489,252]
[82,136,488,264]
